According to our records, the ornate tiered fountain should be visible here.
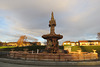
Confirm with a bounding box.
[42,12,63,53]
[9,12,98,61]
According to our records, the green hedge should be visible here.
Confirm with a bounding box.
[72,46,100,54]
[1,45,64,51]
[1,45,45,51]
[59,46,64,49]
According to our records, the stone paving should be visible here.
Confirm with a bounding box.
[0,62,42,67]
[0,58,100,66]
[1,62,100,67]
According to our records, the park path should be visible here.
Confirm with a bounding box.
[0,62,100,67]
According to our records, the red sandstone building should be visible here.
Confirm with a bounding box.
[63,40,100,46]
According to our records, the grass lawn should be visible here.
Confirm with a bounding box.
[0,46,16,49]
[71,46,100,54]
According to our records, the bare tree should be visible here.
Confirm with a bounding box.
[97,33,100,40]
[0,41,3,46]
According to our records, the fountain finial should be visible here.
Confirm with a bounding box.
[51,12,54,20]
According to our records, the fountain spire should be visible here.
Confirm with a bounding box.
[49,12,56,34]
[51,12,54,20]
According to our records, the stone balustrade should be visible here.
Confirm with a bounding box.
[8,51,98,61]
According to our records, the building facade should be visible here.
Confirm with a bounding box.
[63,40,100,46]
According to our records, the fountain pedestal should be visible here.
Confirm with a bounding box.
[42,12,63,53]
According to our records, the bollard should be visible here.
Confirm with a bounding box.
[37,49,39,54]
[32,50,33,54]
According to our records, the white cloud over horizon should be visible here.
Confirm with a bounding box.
[0,0,100,44]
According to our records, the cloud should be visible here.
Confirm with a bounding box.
[0,0,100,44]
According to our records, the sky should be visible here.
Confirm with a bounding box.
[0,0,100,44]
